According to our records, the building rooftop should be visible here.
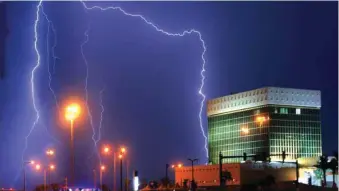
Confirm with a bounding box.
[207,87,321,116]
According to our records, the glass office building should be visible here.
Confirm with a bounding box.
[207,87,322,164]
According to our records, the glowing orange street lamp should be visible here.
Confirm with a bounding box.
[49,164,55,170]
[178,163,183,168]
[46,149,55,156]
[65,103,81,186]
[120,147,126,154]
[103,146,110,154]
[35,164,41,171]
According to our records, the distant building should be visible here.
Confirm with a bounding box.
[174,162,296,187]
[207,87,322,163]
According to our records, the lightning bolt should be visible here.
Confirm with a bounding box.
[80,23,102,163]
[41,6,60,110]
[80,1,208,159]
[21,0,43,163]
[13,0,43,185]
[14,0,62,185]
[95,87,105,146]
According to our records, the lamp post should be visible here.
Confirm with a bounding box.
[35,163,55,191]
[102,145,115,191]
[65,103,81,186]
[46,149,55,190]
[119,154,123,191]
[100,165,105,191]
[102,145,126,191]
[119,147,126,191]
[187,159,198,181]
[23,160,34,191]
[170,163,183,186]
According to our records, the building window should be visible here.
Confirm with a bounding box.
[296,108,301,115]
[280,108,288,114]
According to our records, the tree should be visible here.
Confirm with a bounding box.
[316,155,329,187]
[329,151,338,188]
[221,170,233,187]
[314,168,323,182]
[160,177,170,187]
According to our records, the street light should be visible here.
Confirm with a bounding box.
[121,147,126,154]
[119,147,127,191]
[65,103,81,186]
[100,165,106,191]
[35,164,56,191]
[104,147,110,154]
[23,160,34,191]
[46,149,55,156]
[102,145,116,191]
[46,149,55,189]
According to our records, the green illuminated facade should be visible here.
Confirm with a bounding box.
[207,87,322,164]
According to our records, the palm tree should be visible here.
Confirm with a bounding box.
[316,155,329,187]
[329,151,338,188]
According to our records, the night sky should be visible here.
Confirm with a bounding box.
[0,1,337,189]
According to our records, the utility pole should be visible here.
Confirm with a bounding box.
[165,164,169,188]
[44,169,47,191]
[93,169,96,188]
[187,159,198,181]
[64,177,68,190]
[188,158,198,191]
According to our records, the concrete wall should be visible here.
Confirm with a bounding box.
[174,164,241,187]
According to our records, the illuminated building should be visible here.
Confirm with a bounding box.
[207,87,322,163]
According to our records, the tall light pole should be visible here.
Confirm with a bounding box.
[23,160,34,191]
[65,103,81,186]
[119,147,126,191]
[171,163,183,186]
[46,149,55,190]
[35,163,55,191]
[102,145,127,191]
[102,145,115,191]
[119,154,123,191]
[100,165,105,191]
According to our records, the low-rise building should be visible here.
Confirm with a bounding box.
[174,162,296,187]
